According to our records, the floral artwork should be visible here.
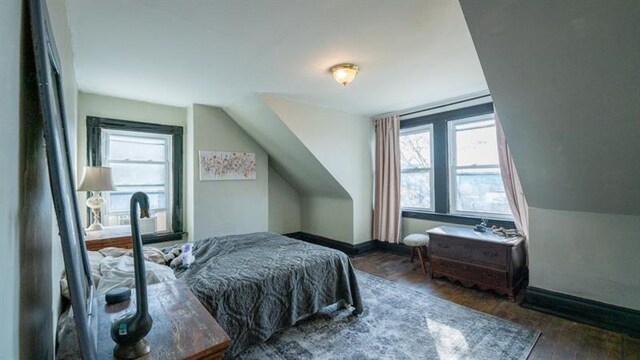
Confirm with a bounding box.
[199,150,256,181]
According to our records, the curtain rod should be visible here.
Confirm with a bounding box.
[398,94,492,118]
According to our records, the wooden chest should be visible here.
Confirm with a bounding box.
[427,225,527,301]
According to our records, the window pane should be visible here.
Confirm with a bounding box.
[454,168,510,215]
[104,210,169,234]
[108,134,166,162]
[401,171,431,209]
[400,131,431,170]
[454,120,499,167]
[107,186,166,212]
[110,163,166,186]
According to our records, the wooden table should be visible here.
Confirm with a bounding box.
[427,225,527,301]
[85,225,133,251]
[97,281,231,359]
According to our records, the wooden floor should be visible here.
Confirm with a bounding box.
[351,251,640,360]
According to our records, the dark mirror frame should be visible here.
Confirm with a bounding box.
[30,0,98,358]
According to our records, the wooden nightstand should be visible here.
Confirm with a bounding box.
[97,281,231,359]
[85,225,133,251]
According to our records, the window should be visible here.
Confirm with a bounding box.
[399,102,514,226]
[102,130,173,233]
[448,116,510,217]
[400,125,434,211]
[87,116,184,243]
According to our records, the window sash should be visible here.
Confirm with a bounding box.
[400,124,434,211]
[101,129,173,228]
[447,115,511,219]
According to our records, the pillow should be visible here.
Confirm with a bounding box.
[60,251,104,300]
[96,255,176,295]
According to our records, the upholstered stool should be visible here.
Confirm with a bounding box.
[402,233,430,274]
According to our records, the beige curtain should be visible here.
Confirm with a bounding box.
[373,115,401,243]
[495,113,529,238]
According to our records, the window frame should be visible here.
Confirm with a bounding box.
[86,116,184,244]
[447,115,512,220]
[399,102,515,228]
[102,129,173,222]
[399,124,435,212]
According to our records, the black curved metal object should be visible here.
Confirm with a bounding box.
[110,192,153,358]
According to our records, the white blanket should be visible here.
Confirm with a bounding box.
[96,255,176,295]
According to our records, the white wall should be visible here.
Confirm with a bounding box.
[76,92,187,228]
[0,1,23,357]
[268,167,301,234]
[225,95,354,243]
[263,95,374,243]
[300,197,354,242]
[187,104,269,241]
[529,208,640,310]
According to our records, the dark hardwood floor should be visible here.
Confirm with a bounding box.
[351,251,640,360]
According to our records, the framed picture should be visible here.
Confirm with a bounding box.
[199,150,256,181]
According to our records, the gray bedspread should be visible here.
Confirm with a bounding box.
[173,232,363,358]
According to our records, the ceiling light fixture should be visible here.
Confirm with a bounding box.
[330,63,359,86]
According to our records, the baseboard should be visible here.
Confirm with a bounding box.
[284,232,410,257]
[284,232,375,256]
[522,287,640,338]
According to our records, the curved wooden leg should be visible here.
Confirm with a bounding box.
[410,247,416,263]
[417,247,427,274]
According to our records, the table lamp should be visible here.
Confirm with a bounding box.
[77,166,116,231]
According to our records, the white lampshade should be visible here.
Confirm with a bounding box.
[77,166,116,191]
[330,63,359,86]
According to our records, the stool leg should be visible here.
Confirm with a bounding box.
[417,247,427,274]
[410,247,416,263]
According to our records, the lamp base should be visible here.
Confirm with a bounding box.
[86,222,105,231]
[113,338,151,359]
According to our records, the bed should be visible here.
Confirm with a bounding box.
[171,232,363,358]
[57,232,363,358]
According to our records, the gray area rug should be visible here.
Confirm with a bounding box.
[238,271,540,360]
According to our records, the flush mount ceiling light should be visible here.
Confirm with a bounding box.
[330,63,359,86]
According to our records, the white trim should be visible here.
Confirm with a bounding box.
[399,124,435,211]
[101,129,174,228]
[448,116,512,219]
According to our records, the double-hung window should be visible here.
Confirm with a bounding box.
[399,102,514,225]
[102,130,172,233]
[400,125,434,211]
[87,116,184,243]
[448,115,510,217]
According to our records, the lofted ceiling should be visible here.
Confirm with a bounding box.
[64,0,487,115]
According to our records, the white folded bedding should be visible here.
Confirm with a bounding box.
[96,255,176,295]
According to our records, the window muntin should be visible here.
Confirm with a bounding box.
[400,125,434,211]
[448,115,511,218]
[101,129,173,233]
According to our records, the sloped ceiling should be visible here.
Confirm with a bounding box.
[224,95,350,199]
[65,0,487,115]
[460,0,640,215]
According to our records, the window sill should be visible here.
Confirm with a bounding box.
[142,231,186,245]
[401,209,515,229]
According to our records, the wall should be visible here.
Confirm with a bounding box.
[529,208,640,310]
[268,167,301,234]
[187,104,269,241]
[460,0,640,309]
[300,197,354,241]
[76,92,187,228]
[261,95,374,243]
[225,95,353,243]
[0,1,23,357]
